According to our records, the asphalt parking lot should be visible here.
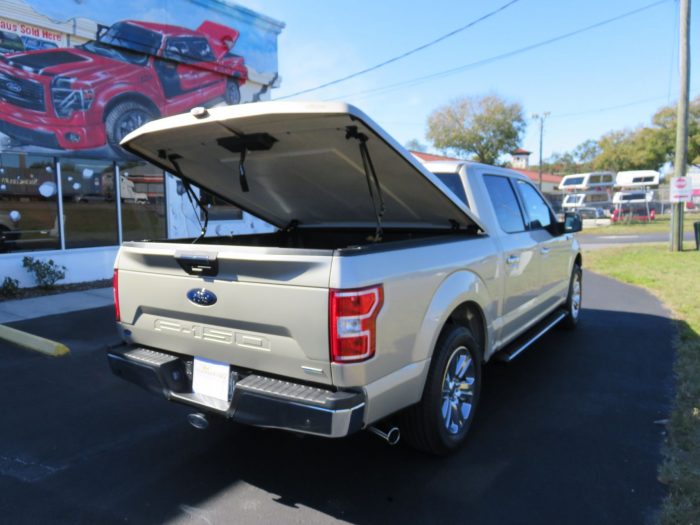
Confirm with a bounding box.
[0,270,674,525]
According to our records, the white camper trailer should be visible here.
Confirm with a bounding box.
[614,170,660,188]
[559,172,614,211]
[612,170,660,221]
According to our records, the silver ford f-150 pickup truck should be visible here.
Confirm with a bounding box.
[107,101,582,454]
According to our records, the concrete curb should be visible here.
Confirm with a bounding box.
[0,325,70,357]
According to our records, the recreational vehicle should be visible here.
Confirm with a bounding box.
[612,170,660,221]
[559,172,614,211]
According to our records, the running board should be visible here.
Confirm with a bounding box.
[495,310,567,363]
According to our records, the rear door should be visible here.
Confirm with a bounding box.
[482,174,542,345]
[514,180,570,310]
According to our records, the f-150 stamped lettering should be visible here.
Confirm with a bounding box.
[154,319,233,344]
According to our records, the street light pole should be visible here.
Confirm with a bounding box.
[671,0,691,252]
[532,112,550,191]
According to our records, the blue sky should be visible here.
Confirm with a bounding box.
[245,0,697,162]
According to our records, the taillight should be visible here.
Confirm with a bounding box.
[113,268,120,322]
[329,285,383,363]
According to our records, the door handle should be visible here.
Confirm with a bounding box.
[506,254,520,265]
[540,247,551,255]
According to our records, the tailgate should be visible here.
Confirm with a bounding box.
[116,242,334,385]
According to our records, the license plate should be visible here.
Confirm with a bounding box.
[192,357,231,401]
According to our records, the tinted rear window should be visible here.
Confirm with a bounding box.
[433,172,468,207]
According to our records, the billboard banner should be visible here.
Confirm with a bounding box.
[0,0,283,159]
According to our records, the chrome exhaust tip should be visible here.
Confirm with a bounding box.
[368,425,400,445]
[187,412,209,430]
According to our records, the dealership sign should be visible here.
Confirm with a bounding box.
[0,17,67,46]
[670,176,692,202]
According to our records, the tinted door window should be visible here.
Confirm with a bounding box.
[516,181,552,229]
[483,175,525,233]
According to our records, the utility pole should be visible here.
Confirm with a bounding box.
[532,112,550,191]
[671,0,690,252]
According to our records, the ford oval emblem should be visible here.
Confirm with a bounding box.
[6,81,22,94]
[187,288,217,306]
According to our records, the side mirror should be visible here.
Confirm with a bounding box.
[563,212,582,234]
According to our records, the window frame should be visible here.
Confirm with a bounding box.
[483,173,528,234]
[513,179,557,232]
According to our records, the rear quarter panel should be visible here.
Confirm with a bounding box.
[329,235,500,388]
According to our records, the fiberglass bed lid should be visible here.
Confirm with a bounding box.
[121,101,484,232]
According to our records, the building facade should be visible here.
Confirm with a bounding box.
[0,0,283,287]
[510,148,531,169]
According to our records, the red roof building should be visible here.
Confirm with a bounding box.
[409,151,461,162]
[410,150,562,193]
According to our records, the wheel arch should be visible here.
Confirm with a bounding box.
[412,270,494,365]
[443,301,487,362]
[102,93,160,123]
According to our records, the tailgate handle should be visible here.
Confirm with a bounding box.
[175,253,219,277]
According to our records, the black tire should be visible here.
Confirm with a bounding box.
[105,101,156,152]
[400,325,482,455]
[561,264,582,330]
[225,80,241,105]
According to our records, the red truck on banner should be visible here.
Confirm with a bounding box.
[0,20,247,154]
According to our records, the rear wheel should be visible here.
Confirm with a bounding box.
[225,80,241,105]
[561,264,582,330]
[400,325,482,455]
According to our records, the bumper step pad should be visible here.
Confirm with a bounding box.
[106,345,365,437]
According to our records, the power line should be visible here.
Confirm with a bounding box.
[277,0,521,99]
[373,90,697,126]
[551,95,672,119]
[323,0,670,103]
[552,88,698,119]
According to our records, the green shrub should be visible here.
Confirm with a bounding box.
[0,277,20,297]
[22,256,66,289]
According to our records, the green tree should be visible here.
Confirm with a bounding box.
[592,127,667,171]
[573,139,601,166]
[538,97,700,173]
[650,96,700,165]
[546,151,578,175]
[426,94,526,165]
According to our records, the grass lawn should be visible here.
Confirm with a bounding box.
[581,215,700,236]
[585,244,700,524]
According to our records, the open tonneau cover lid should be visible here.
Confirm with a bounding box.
[121,101,485,232]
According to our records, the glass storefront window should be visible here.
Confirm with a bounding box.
[0,153,60,253]
[60,158,118,248]
[118,161,166,241]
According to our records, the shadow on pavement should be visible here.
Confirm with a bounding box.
[0,306,674,524]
